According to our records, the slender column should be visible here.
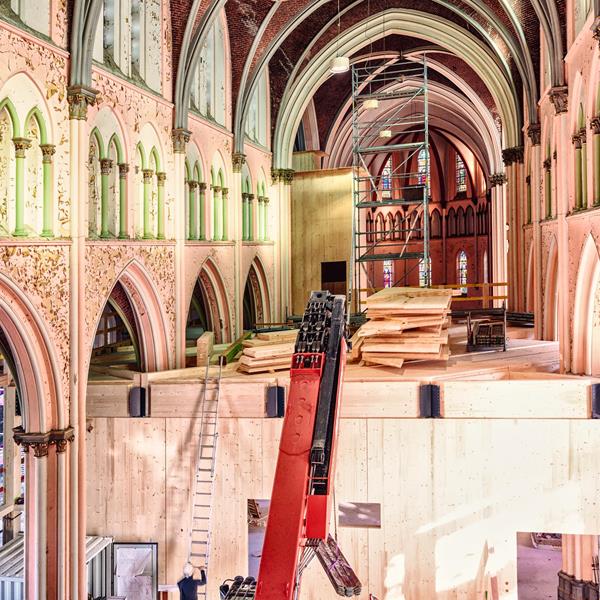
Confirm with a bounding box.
[142,169,154,238]
[99,158,113,238]
[212,185,222,241]
[198,182,206,240]
[221,187,229,241]
[247,193,254,241]
[156,171,166,239]
[241,193,249,240]
[580,534,595,582]
[580,128,588,210]
[264,196,270,240]
[272,168,294,318]
[573,133,583,210]
[489,173,508,306]
[188,180,198,240]
[230,162,244,338]
[258,196,265,241]
[544,159,553,218]
[118,163,129,238]
[12,137,31,236]
[592,117,600,205]
[40,144,55,237]
[528,127,543,339]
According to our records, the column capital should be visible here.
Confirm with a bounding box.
[212,185,222,193]
[156,171,167,184]
[13,426,75,457]
[188,180,199,190]
[591,116,600,135]
[489,173,507,187]
[12,137,31,158]
[247,193,255,201]
[142,169,154,182]
[572,132,582,149]
[172,128,191,153]
[67,85,98,120]
[502,146,524,166]
[527,123,541,146]
[578,127,587,144]
[592,16,600,50]
[271,168,295,185]
[40,143,56,163]
[241,192,249,201]
[100,157,113,175]
[263,196,270,205]
[232,152,246,172]
[198,182,207,192]
[543,158,552,171]
[549,86,569,114]
[118,162,129,177]
[221,187,229,197]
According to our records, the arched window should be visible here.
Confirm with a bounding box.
[3,0,50,37]
[431,209,442,238]
[395,211,403,241]
[457,206,465,236]
[456,153,467,193]
[419,256,432,287]
[191,13,227,126]
[387,213,395,239]
[245,70,268,146]
[417,148,429,189]
[133,143,145,238]
[465,205,475,236]
[381,156,392,199]
[383,260,394,288]
[457,250,468,294]
[447,208,456,237]
[366,213,374,243]
[241,174,254,241]
[0,103,15,236]
[376,213,385,241]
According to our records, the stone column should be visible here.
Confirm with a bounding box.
[528,124,543,338]
[118,163,129,238]
[231,152,245,338]
[156,171,166,240]
[221,187,229,241]
[264,196,270,240]
[591,117,600,206]
[241,192,249,240]
[580,127,588,209]
[198,182,206,240]
[40,143,56,237]
[188,180,198,240]
[543,158,553,218]
[573,132,583,210]
[247,193,254,241]
[99,158,113,238]
[172,128,191,369]
[257,195,265,241]
[67,83,96,600]
[142,169,154,238]
[550,85,571,372]
[489,173,507,306]
[212,185,222,241]
[12,137,31,236]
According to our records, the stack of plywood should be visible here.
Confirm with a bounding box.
[352,287,453,368]
[237,330,298,374]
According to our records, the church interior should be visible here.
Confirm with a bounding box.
[0,0,600,599]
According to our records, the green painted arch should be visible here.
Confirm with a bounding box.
[149,146,161,172]
[185,159,191,181]
[24,107,48,144]
[0,98,21,138]
[90,127,105,159]
[218,169,225,188]
[136,142,147,170]
[193,161,203,182]
[108,133,124,163]
[243,177,251,194]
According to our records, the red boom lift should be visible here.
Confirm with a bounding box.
[220,291,361,600]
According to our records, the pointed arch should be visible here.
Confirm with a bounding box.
[24,107,48,145]
[243,256,272,329]
[543,236,559,341]
[526,241,535,313]
[0,98,21,137]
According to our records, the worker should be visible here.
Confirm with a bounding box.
[178,562,206,600]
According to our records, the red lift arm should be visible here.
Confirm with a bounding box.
[221,292,360,600]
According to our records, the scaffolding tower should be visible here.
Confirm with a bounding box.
[350,56,430,314]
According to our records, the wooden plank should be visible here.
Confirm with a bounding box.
[239,355,292,368]
[243,342,295,359]
[196,331,214,367]
[86,383,132,417]
[256,330,298,342]
[362,341,442,354]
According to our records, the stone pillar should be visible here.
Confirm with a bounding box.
[489,173,507,306]
[247,193,254,241]
[573,132,583,210]
[591,117,600,206]
[580,128,588,210]
[67,83,97,600]
[257,195,265,241]
[241,192,249,240]
[99,158,113,238]
[544,158,553,218]
[40,143,56,237]
[230,152,244,338]
[172,128,191,369]
[156,171,166,240]
[264,196,270,240]
[528,124,543,338]
[221,187,229,241]
[188,180,198,240]
[198,182,206,240]
[12,137,31,236]
[142,169,154,238]
[118,163,129,238]
[212,185,222,241]
[550,85,571,372]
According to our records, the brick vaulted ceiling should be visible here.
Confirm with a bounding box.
[166,0,563,148]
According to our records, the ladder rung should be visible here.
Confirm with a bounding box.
[191,539,208,543]
[197,468,213,472]
[193,504,211,508]
[192,527,209,532]
[200,444,214,448]
[191,552,207,557]
[193,516,209,520]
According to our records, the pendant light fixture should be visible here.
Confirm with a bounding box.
[330,0,349,74]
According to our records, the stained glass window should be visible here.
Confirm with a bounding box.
[419,256,432,287]
[381,156,392,199]
[456,154,467,192]
[383,260,393,288]
[458,250,468,294]
[417,148,429,189]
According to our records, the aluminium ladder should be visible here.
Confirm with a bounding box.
[188,356,223,599]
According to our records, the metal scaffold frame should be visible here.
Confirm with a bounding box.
[350,56,430,314]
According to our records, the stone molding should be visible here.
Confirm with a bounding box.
[12,137,31,158]
[172,128,191,153]
[67,85,98,120]
[232,152,246,172]
[13,426,75,457]
[100,158,113,175]
[527,123,541,146]
[549,86,569,114]
[490,173,507,187]
[40,143,56,163]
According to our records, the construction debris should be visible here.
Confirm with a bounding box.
[353,287,453,368]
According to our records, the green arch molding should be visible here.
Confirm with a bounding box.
[90,127,105,159]
[24,107,48,144]
[108,133,124,164]
[193,161,203,182]
[0,98,21,138]
[210,166,216,186]
[150,146,161,172]
[218,169,225,188]
[185,159,191,181]
[136,142,146,170]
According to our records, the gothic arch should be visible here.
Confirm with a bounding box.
[572,235,600,375]
[526,241,534,314]
[243,256,272,329]
[543,236,559,341]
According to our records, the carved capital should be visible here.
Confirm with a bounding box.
[172,128,191,153]
[156,171,167,184]
[188,180,199,190]
[549,86,569,114]
[67,85,98,120]
[221,187,229,198]
[13,426,75,457]
[12,137,31,158]
[527,123,541,146]
[579,127,587,144]
[263,196,270,205]
[142,169,154,182]
[242,192,249,201]
[212,185,222,194]
[592,16,600,50]
[40,143,56,163]
[232,152,246,172]
[247,193,254,202]
[118,162,129,177]
[100,158,113,175]
[490,173,507,187]
[272,168,295,185]
[525,175,531,184]
[198,182,207,192]
[553,149,557,160]
[591,116,600,135]
[543,158,552,172]
[502,146,524,166]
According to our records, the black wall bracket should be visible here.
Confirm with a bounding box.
[419,384,441,418]
[591,383,600,418]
